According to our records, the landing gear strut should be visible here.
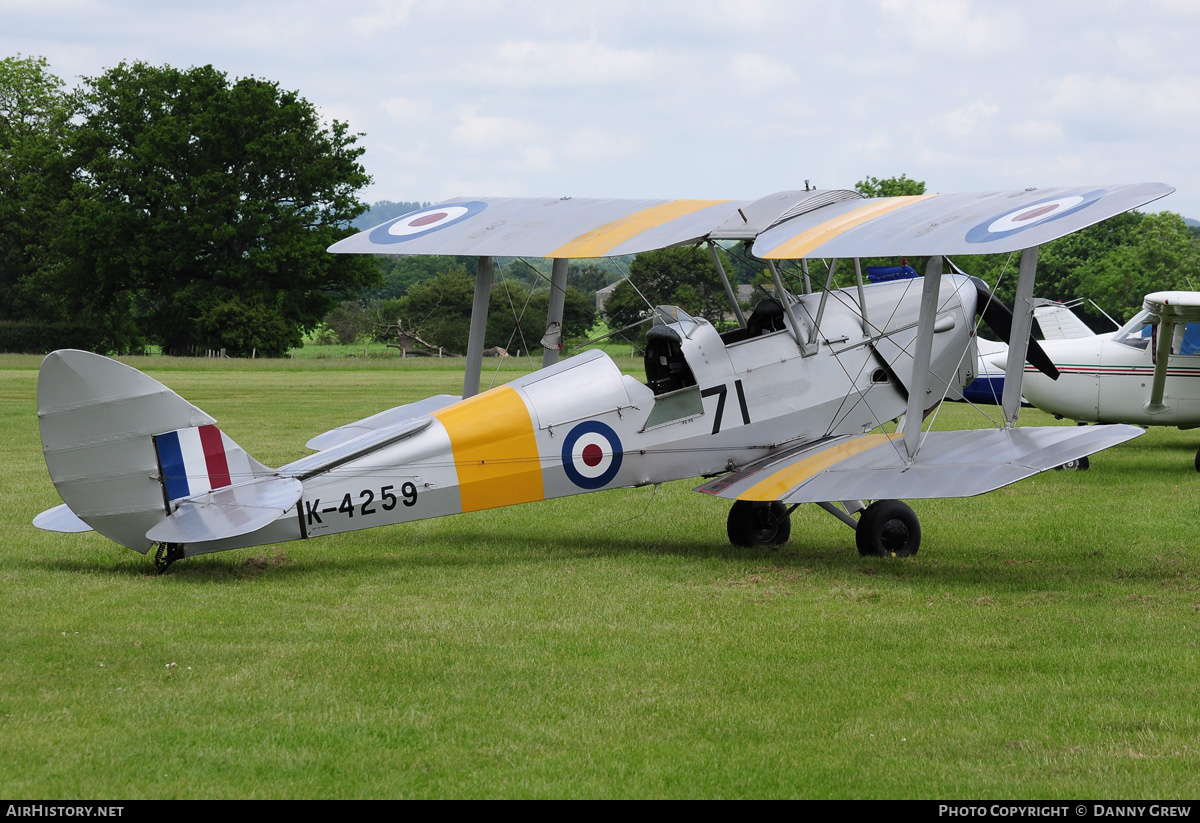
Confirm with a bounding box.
[855,500,921,558]
[153,542,185,575]
[727,500,792,547]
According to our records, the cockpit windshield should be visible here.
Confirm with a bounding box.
[1112,309,1200,356]
[1112,310,1153,350]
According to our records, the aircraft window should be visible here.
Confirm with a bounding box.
[1174,323,1200,356]
[1113,310,1152,350]
[652,306,700,338]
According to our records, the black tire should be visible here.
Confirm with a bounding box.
[1055,455,1090,471]
[856,499,920,558]
[1194,448,1200,473]
[727,500,791,548]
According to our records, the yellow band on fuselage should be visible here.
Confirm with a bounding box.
[739,433,902,501]
[548,200,729,258]
[432,386,544,513]
[760,195,935,259]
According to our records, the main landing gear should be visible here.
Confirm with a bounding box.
[854,499,921,557]
[726,500,792,547]
[725,498,921,558]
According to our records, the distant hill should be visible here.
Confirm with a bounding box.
[1185,216,1199,228]
[350,200,428,230]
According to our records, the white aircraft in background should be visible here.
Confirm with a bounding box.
[961,298,1110,406]
[33,183,1172,571]
[1008,291,1200,470]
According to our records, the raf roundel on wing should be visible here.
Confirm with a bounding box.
[368,201,488,245]
[965,189,1107,244]
[561,421,624,490]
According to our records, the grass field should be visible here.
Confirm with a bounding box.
[3,352,1199,798]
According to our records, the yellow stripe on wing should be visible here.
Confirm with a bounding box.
[759,195,935,259]
[738,433,902,501]
[432,386,544,513]
[548,199,729,258]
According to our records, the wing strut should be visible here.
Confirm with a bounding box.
[767,260,814,356]
[1000,246,1039,425]
[463,256,493,398]
[707,241,746,328]
[542,258,569,367]
[902,255,943,460]
[853,259,871,337]
[1142,292,1200,414]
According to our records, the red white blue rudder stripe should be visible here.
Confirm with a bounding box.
[154,425,249,502]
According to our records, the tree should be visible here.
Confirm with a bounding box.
[61,61,378,356]
[0,56,75,326]
[362,254,476,302]
[855,174,926,198]
[602,246,735,342]
[378,268,595,355]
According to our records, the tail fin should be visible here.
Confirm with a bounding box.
[37,350,273,553]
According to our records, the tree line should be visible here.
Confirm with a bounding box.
[1,55,376,356]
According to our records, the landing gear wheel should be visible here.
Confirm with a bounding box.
[856,500,920,558]
[153,542,185,575]
[1054,456,1090,471]
[1194,447,1200,473]
[727,501,791,548]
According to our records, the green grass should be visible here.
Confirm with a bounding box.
[3,354,1200,798]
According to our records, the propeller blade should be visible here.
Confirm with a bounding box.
[969,278,1060,381]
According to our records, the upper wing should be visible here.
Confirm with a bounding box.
[330,184,1172,260]
[329,196,747,258]
[327,190,867,258]
[696,424,1144,504]
[751,184,1174,259]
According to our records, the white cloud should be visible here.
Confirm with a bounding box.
[1008,120,1064,141]
[942,102,999,138]
[730,54,798,94]
[381,97,432,122]
[876,0,1021,56]
[349,0,417,35]
[450,108,540,149]
[464,39,668,89]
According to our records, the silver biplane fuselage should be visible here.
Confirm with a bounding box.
[37,274,979,557]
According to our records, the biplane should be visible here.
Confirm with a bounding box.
[33,183,1173,571]
[1002,290,1200,470]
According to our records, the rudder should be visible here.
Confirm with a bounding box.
[37,350,272,553]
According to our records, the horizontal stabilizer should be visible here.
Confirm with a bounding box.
[286,417,434,480]
[1034,303,1097,340]
[306,395,459,450]
[33,503,93,533]
[146,476,303,544]
[696,425,1143,503]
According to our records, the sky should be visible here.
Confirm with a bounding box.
[4,0,1198,219]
